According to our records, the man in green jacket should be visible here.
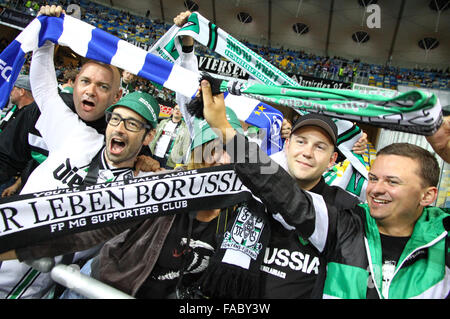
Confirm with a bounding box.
[199,78,450,299]
[149,104,191,169]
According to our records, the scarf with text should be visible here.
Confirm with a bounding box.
[0,13,442,204]
[148,13,371,201]
[0,14,441,135]
[0,165,266,254]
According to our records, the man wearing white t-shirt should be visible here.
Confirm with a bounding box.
[149,104,190,169]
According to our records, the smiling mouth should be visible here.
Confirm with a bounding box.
[371,198,390,205]
[297,161,313,168]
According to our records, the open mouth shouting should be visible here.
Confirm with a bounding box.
[81,99,96,112]
[108,135,127,156]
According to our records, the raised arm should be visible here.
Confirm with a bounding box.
[426,115,450,163]
[30,5,65,108]
[173,11,197,139]
[200,79,330,252]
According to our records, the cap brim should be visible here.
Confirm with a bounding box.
[291,118,337,146]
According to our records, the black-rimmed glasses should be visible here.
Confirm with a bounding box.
[105,111,151,132]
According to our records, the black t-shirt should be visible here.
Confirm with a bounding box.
[366,233,410,299]
[261,177,360,299]
[135,212,221,299]
[261,220,321,299]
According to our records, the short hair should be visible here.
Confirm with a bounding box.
[79,60,121,90]
[377,143,440,187]
[63,69,78,83]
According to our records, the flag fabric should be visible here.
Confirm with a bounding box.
[221,92,284,155]
[149,22,285,155]
[148,12,442,201]
[0,13,443,201]
[0,14,200,109]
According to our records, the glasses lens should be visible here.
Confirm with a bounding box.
[124,119,142,132]
[106,112,148,132]
[109,113,122,126]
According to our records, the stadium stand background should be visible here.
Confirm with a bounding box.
[1,0,448,92]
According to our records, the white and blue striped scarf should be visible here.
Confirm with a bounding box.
[0,14,200,108]
[0,13,442,135]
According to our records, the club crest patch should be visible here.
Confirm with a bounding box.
[221,206,264,260]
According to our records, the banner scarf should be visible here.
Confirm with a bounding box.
[148,13,370,200]
[0,14,442,136]
[0,165,265,254]
[148,12,442,137]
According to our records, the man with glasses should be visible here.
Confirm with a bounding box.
[103,93,158,171]
[20,74,160,192]
[2,90,160,299]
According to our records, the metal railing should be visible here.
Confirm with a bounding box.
[25,258,134,299]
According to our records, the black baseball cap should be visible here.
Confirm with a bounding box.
[291,113,338,146]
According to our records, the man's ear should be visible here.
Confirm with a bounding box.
[113,88,123,104]
[18,87,26,97]
[284,137,290,154]
[327,151,338,169]
[420,186,438,207]
[142,129,155,146]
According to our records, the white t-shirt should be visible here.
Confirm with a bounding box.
[154,120,178,158]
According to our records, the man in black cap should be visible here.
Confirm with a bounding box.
[285,113,340,190]
[200,79,449,300]
[259,112,360,298]
[195,79,360,298]
[187,80,360,299]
